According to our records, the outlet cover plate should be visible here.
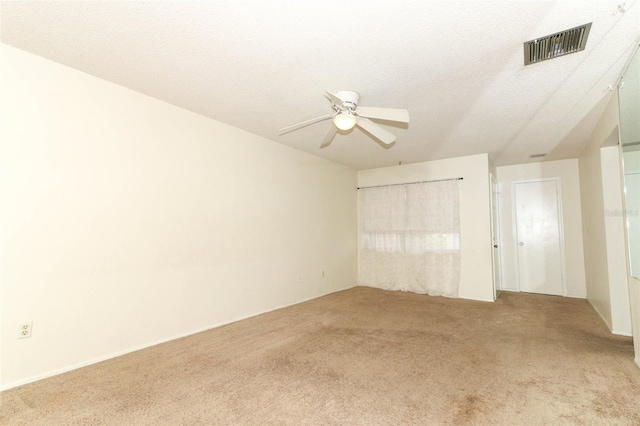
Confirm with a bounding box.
[18,322,32,339]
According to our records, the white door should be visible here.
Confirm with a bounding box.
[490,175,502,299]
[514,180,564,296]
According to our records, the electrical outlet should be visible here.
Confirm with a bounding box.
[18,322,32,339]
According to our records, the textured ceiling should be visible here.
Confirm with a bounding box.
[1,1,639,169]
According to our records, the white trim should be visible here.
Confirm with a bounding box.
[489,173,503,301]
[612,329,633,337]
[511,178,567,296]
[564,294,587,299]
[464,296,496,303]
[635,358,640,370]
[0,288,351,391]
[556,178,568,297]
[510,182,520,292]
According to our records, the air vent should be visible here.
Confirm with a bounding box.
[524,23,592,65]
[529,153,547,159]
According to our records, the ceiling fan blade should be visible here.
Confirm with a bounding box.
[279,114,334,134]
[355,107,409,123]
[320,125,338,149]
[325,91,345,108]
[356,117,396,145]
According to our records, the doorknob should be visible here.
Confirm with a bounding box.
[519,242,524,246]
[493,245,498,248]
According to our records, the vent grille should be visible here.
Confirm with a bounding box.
[529,153,547,159]
[524,23,592,65]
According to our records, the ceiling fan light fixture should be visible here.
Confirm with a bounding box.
[279,90,407,147]
[333,112,357,130]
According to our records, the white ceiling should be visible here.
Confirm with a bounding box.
[1,1,639,169]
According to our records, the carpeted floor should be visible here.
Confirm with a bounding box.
[1,286,639,425]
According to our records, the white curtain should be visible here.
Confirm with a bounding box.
[358,180,461,297]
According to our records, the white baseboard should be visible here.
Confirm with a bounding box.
[635,358,640,370]
[586,300,634,337]
[587,299,613,332]
[473,297,497,303]
[0,286,353,392]
[565,293,587,299]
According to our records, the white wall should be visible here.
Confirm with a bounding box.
[601,146,632,335]
[495,159,587,298]
[358,154,494,302]
[578,91,632,335]
[619,41,640,147]
[0,45,358,389]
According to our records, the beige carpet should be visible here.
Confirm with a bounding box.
[1,286,639,425]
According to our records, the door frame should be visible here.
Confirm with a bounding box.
[490,173,502,300]
[511,177,567,296]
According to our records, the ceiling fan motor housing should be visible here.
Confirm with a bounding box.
[335,90,360,110]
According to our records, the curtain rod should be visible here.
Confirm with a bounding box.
[357,177,463,190]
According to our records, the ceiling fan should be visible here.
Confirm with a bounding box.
[279,91,409,148]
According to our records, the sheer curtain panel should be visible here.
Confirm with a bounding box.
[358,180,461,297]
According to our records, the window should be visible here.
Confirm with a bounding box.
[358,180,461,297]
